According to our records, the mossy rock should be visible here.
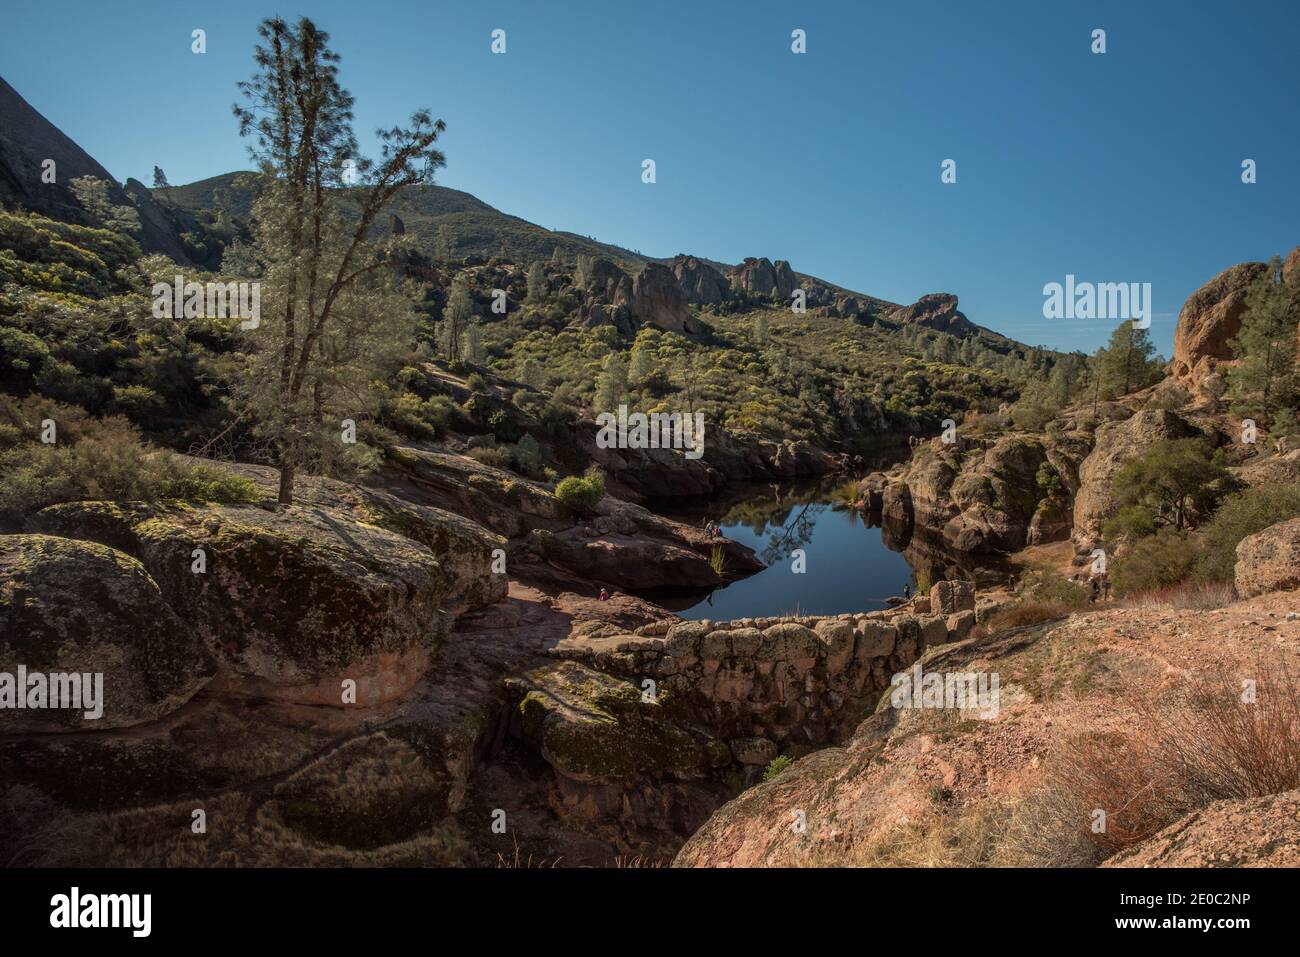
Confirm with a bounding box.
[513,661,707,783]
[0,533,214,730]
[32,502,447,686]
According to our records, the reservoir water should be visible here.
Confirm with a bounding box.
[648,475,919,620]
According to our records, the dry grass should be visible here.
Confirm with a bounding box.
[973,601,1071,642]
[853,799,1010,867]
[1119,579,1236,611]
[495,836,561,868]
[1042,658,1300,859]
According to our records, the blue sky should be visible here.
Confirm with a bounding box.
[2,0,1296,356]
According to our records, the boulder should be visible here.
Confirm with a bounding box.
[33,502,450,701]
[758,622,821,661]
[1234,517,1300,597]
[0,534,213,730]
[855,622,897,660]
[929,580,976,615]
[513,661,707,783]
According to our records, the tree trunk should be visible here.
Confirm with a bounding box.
[277,464,295,507]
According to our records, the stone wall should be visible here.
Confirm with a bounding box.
[549,582,977,757]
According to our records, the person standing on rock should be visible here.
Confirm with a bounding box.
[598,587,609,601]
[903,583,911,601]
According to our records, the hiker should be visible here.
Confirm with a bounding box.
[598,587,609,602]
[1102,578,1111,601]
[902,582,911,601]
[1089,577,1100,603]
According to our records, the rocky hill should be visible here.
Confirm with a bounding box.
[0,76,198,264]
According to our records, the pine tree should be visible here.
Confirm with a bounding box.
[462,320,484,365]
[595,353,628,411]
[440,277,473,363]
[232,16,446,505]
[1228,255,1299,422]
[753,313,769,346]
[1098,321,1160,397]
[527,261,546,302]
[629,342,652,382]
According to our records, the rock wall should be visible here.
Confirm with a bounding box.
[548,583,977,754]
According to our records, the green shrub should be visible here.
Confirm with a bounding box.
[554,468,605,511]
[1103,504,1157,541]
[158,465,260,504]
[1111,529,1199,596]
[762,755,793,782]
[0,395,256,525]
[467,445,512,469]
[1194,483,1300,583]
[512,434,544,475]
[1022,571,1091,608]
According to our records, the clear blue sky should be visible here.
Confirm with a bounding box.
[2,0,1296,356]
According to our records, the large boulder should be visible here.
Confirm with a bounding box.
[1234,517,1300,597]
[1170,261,1268,387]
[32,502,453,701]
[0,534,213,730]
[631,262,695,334]
[929,580,976,615]
[512,661,708,783]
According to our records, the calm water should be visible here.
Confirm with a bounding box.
[647,475,920,620]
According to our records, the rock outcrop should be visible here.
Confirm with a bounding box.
[669,255,730,305]
[729,257,796,299]
[1071,409,1197,551]
[1169,261,1268,388]
[891,293,976,337]
[632,262,696,333]
[31,502,462,703]
[0,76,195,263]
[1235,517,1300,598]
[867,435,1059,555]
[1103,789,1300,868]
[0,534,214,730]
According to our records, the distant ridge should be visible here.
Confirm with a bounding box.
[0,74,195,263]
